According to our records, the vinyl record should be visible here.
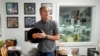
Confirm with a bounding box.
[27,28,43,43]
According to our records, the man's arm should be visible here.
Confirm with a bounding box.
[36,31,60,40]
[46,33,60,40]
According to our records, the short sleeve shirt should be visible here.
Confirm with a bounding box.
[34,20,59,52]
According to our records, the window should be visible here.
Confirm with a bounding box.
[57,4,95,45]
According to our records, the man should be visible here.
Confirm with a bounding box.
[34,6,60,56]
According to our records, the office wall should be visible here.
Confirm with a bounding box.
[0,0,100,55]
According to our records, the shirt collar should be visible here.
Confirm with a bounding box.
[41,19,50,24]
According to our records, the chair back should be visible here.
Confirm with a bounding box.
[1,45,8,56]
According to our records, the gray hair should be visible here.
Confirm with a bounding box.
[39,6,48,12]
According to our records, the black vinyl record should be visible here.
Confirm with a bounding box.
[27,28,43,43]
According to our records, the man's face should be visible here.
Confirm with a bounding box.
[40,7,50,21]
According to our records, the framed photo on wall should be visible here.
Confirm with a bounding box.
[6,2,18,15]
[41,3,52,15]
[7,17,18,28]
[24,3,36,15]
[87,48,96,56]
[24,17,36,28]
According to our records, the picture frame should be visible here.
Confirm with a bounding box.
[25,31,28,41]
[6,2,18,15]
[71,48,79,56]
[41,3,52,15]
[7,17,18,28]
[24,17,36,28]
[87,48,96,56]
[24,3,36,15]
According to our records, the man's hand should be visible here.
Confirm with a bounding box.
[32,33,38,39]
[37,31,46,38]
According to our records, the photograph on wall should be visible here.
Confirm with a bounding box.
[6,3,18,15]
[25,17,36,28]
[87,48,96,56]
[41,3,52,15]
[71,48,79,56]
[58,6,92,42]
[7,17,18,28]
[24,3,36,14]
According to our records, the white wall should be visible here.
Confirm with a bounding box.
[0,0,100,55]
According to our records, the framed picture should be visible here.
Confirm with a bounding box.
[7,17,18,28]
[6,2,18,15]
[24,3,36,15]
[41,3,52,15]
[24,17,36,28]
[87,48,96,56]
[25,31,28,41]
[71,48,79,56]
